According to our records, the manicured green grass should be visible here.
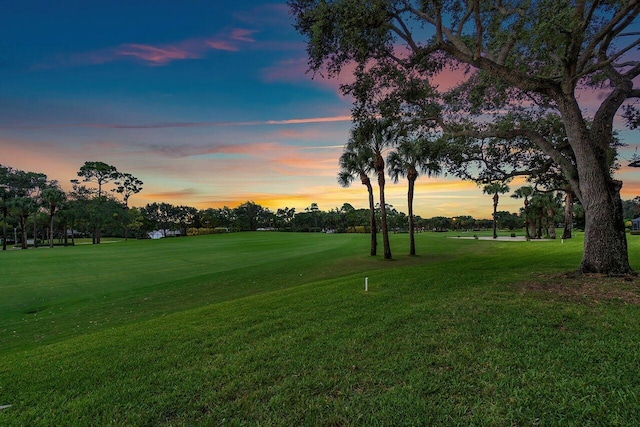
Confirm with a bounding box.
[1,232,640,425]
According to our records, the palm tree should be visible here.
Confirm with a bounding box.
[511,186,535,240]
[41,186,66,248]
[483,182,510,239]
[387,137,441,255]
[353,119,398,259]
[338,137,377,256]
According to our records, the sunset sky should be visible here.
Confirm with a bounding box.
[1,1,639,219]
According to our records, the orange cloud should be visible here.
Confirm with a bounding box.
[144,188,202,201]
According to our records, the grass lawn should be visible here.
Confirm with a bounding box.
[1,231,640,425]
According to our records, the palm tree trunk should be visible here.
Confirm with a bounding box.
[408,177,416,256]
[365,180,377,256]
[492,193,499,239]
[376,155,391,260]
[523,199,531,241]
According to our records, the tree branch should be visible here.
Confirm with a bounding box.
[578,1,640,73]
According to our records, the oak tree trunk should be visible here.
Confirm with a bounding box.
[580,178,631,274]
[559,89,633,275]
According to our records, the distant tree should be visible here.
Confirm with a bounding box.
[77,162,118,198]
[4,169,43,249]
[0,165,12,250]
[75,161,120,243]
[41,185,66,248]
[276,207,296,231]
[303,203,319,231]
[483,182,510,239]
[512,186,535,240]
[494,211,522,231]
[174,205,198,236]
[427,216,452,232]
[622,198,640,221]
[29,172,47,248]
[235,201,265,231]
[11,196,35,249]
[113,172,143,240]
[126,207,145,238]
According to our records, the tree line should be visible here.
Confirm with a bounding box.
[3,158,605,251]
[0,161,143,249]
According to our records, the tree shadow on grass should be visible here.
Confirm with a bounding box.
[519,273,640,306]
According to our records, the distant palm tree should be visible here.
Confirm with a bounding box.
[483,182,510,239]
[338,136,377,256]
[387,137,441,255]
[561,186,574,239]
[511,186,534,240]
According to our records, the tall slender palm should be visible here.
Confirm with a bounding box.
[511,185,535,240]
[387,137,441,255]
[353,119,398,260]
[338,137,377,256]
[483,182,510,239]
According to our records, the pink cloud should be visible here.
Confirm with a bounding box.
[261,57,358,94]
[33,28,256,69]
[230,29,257,42]
[116,43,201,65]
[205,40,239,52]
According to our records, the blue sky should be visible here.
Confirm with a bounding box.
[1,1,638,218]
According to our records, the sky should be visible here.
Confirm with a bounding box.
[1,1,639,219]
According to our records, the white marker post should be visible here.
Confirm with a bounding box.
[365,277,368,292]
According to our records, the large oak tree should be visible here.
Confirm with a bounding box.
[290,0,640,274]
